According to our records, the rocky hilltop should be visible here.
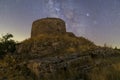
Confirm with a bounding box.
[1,18,120,80]
[16,18,96,80]
[18,18,93,55]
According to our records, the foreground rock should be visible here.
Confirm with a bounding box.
[27,54,93,80]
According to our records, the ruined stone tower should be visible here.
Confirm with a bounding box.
[31,18,66,38]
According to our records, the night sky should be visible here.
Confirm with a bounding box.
[0,0,120,47]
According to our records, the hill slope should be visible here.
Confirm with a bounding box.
[0,18,120,80]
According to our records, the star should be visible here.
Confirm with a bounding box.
[86,13,90,17]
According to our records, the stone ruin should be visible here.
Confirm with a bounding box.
[31,18,66,38]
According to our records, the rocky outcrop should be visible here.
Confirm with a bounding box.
[31,18,66,38]
[27,54,93,80]
[16,17,96,80]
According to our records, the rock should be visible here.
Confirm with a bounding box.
[15,17,96,80]
[27,54,93,79]
[31,18,66,38]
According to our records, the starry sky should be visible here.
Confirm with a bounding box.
[0,0,120,47]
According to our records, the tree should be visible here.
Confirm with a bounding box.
[0,33,16,56]
[0,33,13,42]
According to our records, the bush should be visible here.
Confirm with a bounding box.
[0,33,16,58]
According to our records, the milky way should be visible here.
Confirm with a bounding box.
[45,0,87,36]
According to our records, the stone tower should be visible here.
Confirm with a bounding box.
[31,18,66,38]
